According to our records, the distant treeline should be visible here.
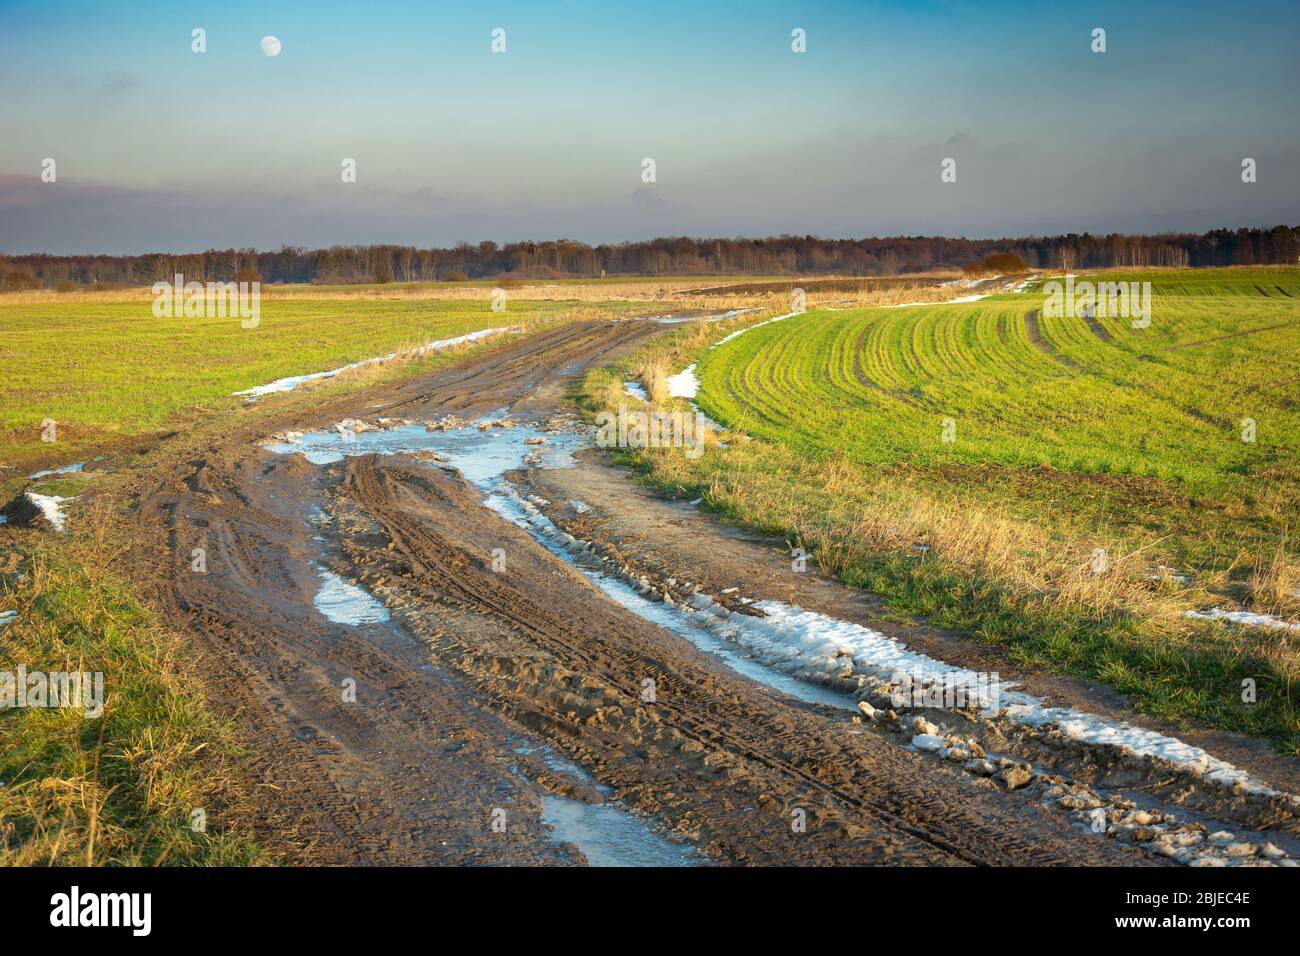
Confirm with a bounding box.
[4,225,1299,288]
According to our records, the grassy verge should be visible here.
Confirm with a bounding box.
[0,502,265,865]
[574,289,1300,753]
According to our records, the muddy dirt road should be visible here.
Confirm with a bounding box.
[120,319,1295,866]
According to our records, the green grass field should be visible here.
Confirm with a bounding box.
[693,268,1300,487]
[686,267,1300,584]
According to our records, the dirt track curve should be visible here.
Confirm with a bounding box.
[124,319,1158,866]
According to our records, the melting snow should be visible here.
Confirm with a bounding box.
[26,493,72,532]
[489,487,1289,798]
[881,293,991,309]
[1185,608,1300,634]
[682,597,1285,795]
[665,364,700,399]
[713,310,801,347]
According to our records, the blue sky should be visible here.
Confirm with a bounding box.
[2,0,1298,253]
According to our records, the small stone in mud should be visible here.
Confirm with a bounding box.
[964,758,996,777]
[912,716,940,736]
[856,700,877,721]
[1058,794,1102,811]
[1123,810,1158,826]
[999,766,1033,790]
[524,437,548,445]
[410,450,449,463]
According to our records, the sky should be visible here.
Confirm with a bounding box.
[2,0,1298,254]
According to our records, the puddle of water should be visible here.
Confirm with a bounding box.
[29,462,85,479]
[510,740,697,867]
[269,418,585,483]
[623,381,648,401]
[275,421,702,865]
[0,609,17,631]
[266,418,896,713]
[637,308,758,326]
[538,796,697,867]
[313,567,391,625]
[514,740,604,787]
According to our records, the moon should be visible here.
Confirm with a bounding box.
[260,36,282,57]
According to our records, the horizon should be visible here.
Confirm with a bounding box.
[8,223,1299,264]
[3,0,1299,255]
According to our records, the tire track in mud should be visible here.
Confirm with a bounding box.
[529,463,1300,841]
[153,457,593,864]
[125,318,1152,865]
[327,454,1147,866]
[125,322,669,864]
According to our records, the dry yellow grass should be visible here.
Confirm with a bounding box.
[1247,542,1300,616]
[0,501,264,865]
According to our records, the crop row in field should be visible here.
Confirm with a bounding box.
[693,268,1300,488]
